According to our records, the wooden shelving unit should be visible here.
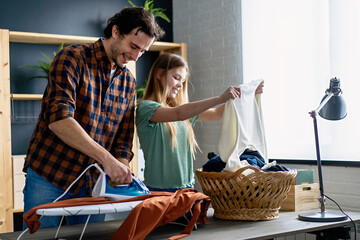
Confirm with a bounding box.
[0,29,187,233]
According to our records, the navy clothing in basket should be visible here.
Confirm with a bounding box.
[202,149,288,172]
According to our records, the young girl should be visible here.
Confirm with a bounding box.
[136,53,263,192]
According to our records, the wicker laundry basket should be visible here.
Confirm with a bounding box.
[195,165,297,221]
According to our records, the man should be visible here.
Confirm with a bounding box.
[22,7,164,229]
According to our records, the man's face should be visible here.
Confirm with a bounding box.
[111,27,155,68]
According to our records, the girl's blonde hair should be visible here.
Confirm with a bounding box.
[142,53,199,157]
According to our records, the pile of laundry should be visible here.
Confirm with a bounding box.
[206,79,289,173]
[202,149,289,172]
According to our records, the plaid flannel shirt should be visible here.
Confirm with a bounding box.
[24,38,136,195]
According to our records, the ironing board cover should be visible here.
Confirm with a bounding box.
[35,200,142,216]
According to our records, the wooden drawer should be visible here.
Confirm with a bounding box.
[280,183,319,211]
[12,155,26,212]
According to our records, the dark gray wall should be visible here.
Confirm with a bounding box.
[0,0,173,154]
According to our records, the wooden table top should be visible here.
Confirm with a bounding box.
[1,208,359,240]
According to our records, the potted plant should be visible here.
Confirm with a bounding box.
[18,43,64,83]
[128,0,171,23]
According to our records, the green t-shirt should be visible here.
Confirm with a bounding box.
[136,100,198,189]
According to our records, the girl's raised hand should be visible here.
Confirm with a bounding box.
[219,86,241,103]
[255,81,264,94]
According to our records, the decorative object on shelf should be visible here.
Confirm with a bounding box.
[18,43,64,83]
[128,0,171,23]
[298,77,348,222]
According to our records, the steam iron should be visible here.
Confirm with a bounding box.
[92,164,150,201]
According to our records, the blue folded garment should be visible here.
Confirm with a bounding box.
[202,155,226,172]
[202,149,288,172]
[240,154,265,169]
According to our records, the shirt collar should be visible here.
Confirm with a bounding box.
[94,38,109,63]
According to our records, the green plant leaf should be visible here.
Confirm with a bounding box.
[128,0,136,7]
[57,43,64,53]
[37,59,51,67]
[38,60,50,68]
[136,85,146,99]
[152,11,171,23]
[52,43,64,58]
[37,60,50,72]
[128,0,170,23]
[144,0,154,10]
[148,3,154,12]
[41,52,52,63]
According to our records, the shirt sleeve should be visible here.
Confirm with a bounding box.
[136,100,162,128]
[113,90,136,161]
[43,48,78,123]
[112,70,137,162]
[189,115,199,126]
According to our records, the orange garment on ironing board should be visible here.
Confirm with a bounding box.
[23,188,211,240]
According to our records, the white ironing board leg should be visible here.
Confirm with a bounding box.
[79,215,91,240]
[54,215,65,239]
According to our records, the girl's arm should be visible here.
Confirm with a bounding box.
[149,86,241,123]
[197,103,226,122]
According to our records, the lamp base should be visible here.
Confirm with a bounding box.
[298,210,347,222]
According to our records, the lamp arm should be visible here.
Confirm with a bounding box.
[310,111,326,213]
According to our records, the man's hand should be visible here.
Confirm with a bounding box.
[102,158,132,185]
[118,158,130,168]
[48,118,133,185]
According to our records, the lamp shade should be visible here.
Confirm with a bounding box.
[318,78,347,120]
[318,95,347,120]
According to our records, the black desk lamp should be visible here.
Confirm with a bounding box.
[298,77,348,222]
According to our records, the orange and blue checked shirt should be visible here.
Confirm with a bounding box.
[23,38,136,195]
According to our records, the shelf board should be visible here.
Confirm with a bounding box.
[9,31,97,45]
[13,208,24,213]
[11,94,43,100]
[149,41,182,52]
[9,31,182,52]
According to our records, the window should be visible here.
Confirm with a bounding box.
[242,0,360,161]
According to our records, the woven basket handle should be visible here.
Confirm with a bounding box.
[233,165,262,175]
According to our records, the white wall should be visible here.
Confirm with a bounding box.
[173,0,360,212]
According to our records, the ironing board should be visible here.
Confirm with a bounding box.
[35,200,142,216]
[18,164,151,240]
[18,201,142,240]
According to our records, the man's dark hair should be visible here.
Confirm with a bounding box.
[104,7,165,41]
